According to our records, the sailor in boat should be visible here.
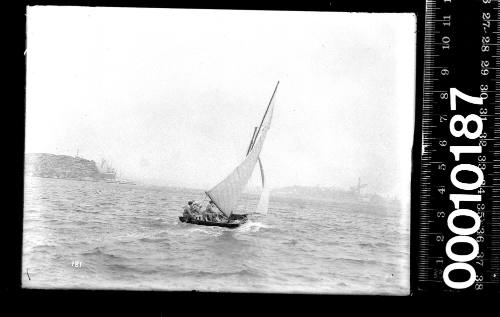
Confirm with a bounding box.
[182,201,195,221]
[192,201,202,218]
[183,200,203,221]
[203,200,223,222]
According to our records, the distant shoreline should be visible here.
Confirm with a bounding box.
[26,175,399,208]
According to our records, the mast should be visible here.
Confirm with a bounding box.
[252,81,279,150]
[246,127,258,156]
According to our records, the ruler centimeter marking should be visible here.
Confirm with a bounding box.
[418,0,500,293]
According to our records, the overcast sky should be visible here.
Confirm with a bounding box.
[26,7,416,201]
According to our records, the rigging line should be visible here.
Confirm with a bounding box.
[246,126,258,156]
[205,191,226,217]
[252,81,279,149]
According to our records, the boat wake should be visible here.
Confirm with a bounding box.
[185,226,228,237]
[236,221,272,233]
[179,220,271,235]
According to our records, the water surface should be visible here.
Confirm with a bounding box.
[22,177,409,294]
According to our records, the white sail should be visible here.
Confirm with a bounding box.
[255,187,270,215]
[206,83,277,217]
[254,157,270,214]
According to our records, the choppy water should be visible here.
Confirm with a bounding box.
[22,177,410,294]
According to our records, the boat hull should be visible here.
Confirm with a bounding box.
[179,214,247,228]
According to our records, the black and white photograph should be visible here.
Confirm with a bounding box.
[23,6,416,294]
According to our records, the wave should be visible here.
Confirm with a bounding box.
[131,216,146,221]
[30,244,57,254]
[128,200,145,205]
[81,247,124,260]
[182,268,264,279]
[138,237,170,244]
[43,218,62,223]
[336,257,380,266]
[106,263,159,275]
[282,239,299,246]
[145,219,165,228]
[96,202,116,206]
[358,241,392,249]
[74,208,100,214]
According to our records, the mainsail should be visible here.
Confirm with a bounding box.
[206,82,278,217]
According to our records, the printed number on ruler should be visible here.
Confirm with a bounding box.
[443,88,484,290]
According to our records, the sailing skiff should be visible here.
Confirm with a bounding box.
[179,81,279,228]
